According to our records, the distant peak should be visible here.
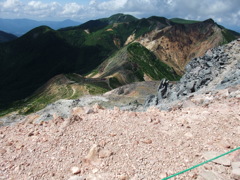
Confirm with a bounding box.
[203,18,215,24]
[106,13,138,23]
[110,13,124,17]
[109,13,131,18]
[34,25,53,31]
[22,25,54,38]
[109,13,137,19]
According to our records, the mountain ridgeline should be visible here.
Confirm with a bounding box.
[0,18,80,36]
[0,13,239,110]
[0,30,17,42]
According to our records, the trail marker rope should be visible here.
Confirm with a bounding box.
[162,147,240,180]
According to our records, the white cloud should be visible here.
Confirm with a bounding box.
[28,1,47,9]
[2,0,21,8]
[0,0,239,29]
[61,3,83,16]
[89,0,97,6]
[96,0,158,12]
[0,0,22,14]
[21,1,60,18]
[97,0,128,11]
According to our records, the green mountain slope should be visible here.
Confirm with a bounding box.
[0,30,17,42]
[0,14,174,109]
[61,13,137,32]
[59,15,172,48]
[101,13,138,24]
[0,26,111,107]
[88,43,180,86]
[0,74,110,116]
[1,43,179,116]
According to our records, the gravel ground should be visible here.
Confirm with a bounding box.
[0,86,239,180]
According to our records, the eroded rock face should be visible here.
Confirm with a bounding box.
[136,19,227,75]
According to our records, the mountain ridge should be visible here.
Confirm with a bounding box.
[0,18,81,36]
[0,30,17,42]
[0,13,239,113]
[135,18,239,74]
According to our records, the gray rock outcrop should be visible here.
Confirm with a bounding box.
[157,79,169,99]
[145,39,240,108]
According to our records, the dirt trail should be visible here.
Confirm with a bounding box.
[71,87,76,98]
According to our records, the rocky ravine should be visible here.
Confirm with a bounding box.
[0,40,240,180]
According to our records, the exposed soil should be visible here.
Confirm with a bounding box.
[136,21,224,75]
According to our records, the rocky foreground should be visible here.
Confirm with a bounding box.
[0,40,240,180]
[0,86,239,180]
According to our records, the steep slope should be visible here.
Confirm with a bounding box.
[61,13,137,32]
[145,39,240,109]
[0,26,110,108]
[135,19,240,75]
[0,26,79,107]
[0,74,110,116]
[60,15,172,48]
[88,43,179,86]
[0,30,17,42]
[0,42,178,116]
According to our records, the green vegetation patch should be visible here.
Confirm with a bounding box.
[0,74,110,116]
[91,42,180,89]
[85,83,109,95]
[127,43,181,81]
[221,29,239,44]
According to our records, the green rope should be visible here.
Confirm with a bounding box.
[162,147,240,180]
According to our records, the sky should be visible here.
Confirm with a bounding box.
[0,0,240,31]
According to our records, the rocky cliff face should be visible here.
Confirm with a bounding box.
[136,19,234,75]
[145,38,240,109]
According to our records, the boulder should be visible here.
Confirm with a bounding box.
[157,79,169,100]
[144,95,158,107]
